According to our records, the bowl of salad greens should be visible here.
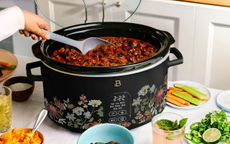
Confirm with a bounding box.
[184,109,230,144]
[77,123,134,144]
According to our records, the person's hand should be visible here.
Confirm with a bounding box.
[18,9,50,42]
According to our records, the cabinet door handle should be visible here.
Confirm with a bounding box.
[101,0,106,5]
[115,1,121,7]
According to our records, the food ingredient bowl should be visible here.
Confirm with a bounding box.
[77,123,135,144]
[0,128,44,144]
[3,76,35,101]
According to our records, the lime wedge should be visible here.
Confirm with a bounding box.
[166,132,175,140]
[227,139,230,144]
[203,128,221,144]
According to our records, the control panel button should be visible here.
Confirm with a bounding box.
[118,116,127,122]
[108,118,117,123]
[118,110,127,115]
[109,111,117,116]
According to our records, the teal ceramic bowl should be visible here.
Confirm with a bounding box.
[77,123,135,144]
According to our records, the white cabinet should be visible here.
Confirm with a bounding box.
[192,5,230,90]
[36,0,230,90]
[111,0,196,85]
[36,0,116,30]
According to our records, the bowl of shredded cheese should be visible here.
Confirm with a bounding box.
[3,76,35,101]
[0,128,44,144]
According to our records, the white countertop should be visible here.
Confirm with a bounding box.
[0,55,228,144]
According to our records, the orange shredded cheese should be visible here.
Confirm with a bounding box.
[0,128,42,144]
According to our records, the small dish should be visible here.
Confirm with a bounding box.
[216,90,230,113]
[3,76,35,101]
[0,49,18,82]
[77,123,135,144]
[167,81,211,109]
[0,128,44,144]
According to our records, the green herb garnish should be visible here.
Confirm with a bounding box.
[156,118,188,130]
[156,118,188,141]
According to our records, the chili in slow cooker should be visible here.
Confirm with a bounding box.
[51,37,158,66]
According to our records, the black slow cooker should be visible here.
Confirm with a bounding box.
[27,22,183,132]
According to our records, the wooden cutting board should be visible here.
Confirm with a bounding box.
[177,0,230,7]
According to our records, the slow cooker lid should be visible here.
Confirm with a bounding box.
[34,22,175,73]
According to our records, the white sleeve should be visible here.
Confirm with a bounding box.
[0,6,25,41]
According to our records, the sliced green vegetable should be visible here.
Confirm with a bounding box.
[192,136,202,144]
[0,64,16,69]
[190,122,201,130]
[191,130,202,137]
[172,91,201,106]
[174,83,199,91]
[181,85,206,99]
[184,133,193,141]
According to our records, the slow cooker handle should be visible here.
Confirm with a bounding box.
[168,47,183,67]
[26,61,48,82]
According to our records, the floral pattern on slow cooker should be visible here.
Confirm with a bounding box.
[130,75,168,126]
[44,94,103,129]
[45,97,74,124]
[120,122,131,128]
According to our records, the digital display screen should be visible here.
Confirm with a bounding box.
[103,92,131,123]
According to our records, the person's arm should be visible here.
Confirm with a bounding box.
[0,6,50,42]
[0,6,24,41]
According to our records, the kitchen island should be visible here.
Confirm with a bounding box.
[0,54,228,144]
